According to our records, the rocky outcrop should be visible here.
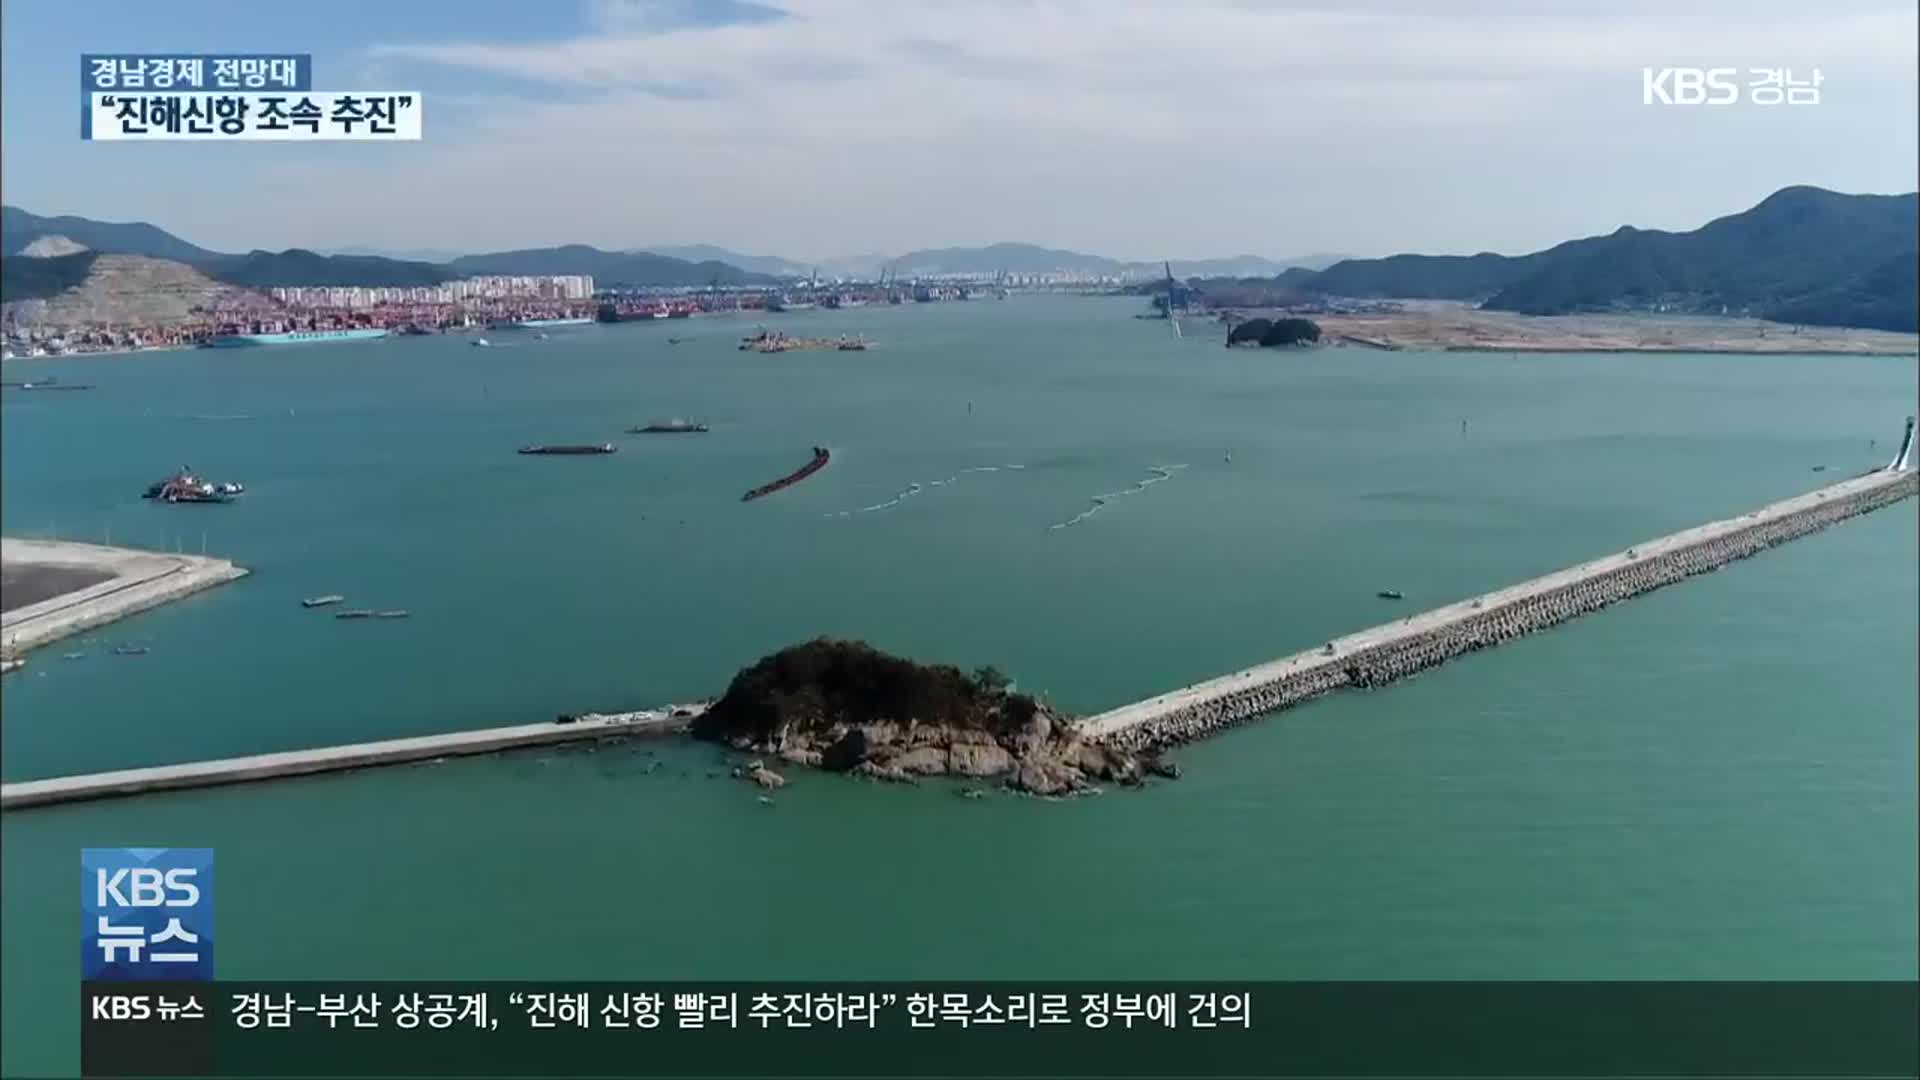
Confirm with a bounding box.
[692,638,1156,796]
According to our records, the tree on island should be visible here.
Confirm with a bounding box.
[1226,317,1271,345]
[1259,317,1321,346]
[1226,316,1321,348]
[970,665,1012,695]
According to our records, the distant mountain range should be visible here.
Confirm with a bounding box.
[0,250,100,303]
[615,244,1346,280]
[0,208,782,291]
[324,245,468,264]
[7,191,1914,332]
[880,242,1345,278]
[632,245,815,278]
[1,207,217,264]
[445,245,780,287]
[1274,186,1918,332]
[3,206,1342,294]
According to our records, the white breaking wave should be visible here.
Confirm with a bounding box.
[1889,417,1915,472]
[1048,464,1188,530]
[828,464,1026,517]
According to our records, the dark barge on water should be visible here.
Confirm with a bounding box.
[629,419,709,434]
[518,443,617,455]
[742,446,830,502]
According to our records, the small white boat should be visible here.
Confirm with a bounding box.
[302,595,345,608]
[471,338,491,348]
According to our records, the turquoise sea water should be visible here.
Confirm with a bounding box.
[3,298,1915,1075]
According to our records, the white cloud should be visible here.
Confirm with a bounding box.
[29,0,1915,257]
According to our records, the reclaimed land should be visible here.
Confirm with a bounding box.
[0,538,247,654]
[1083,468,1918,753]
[1298,301,1920,355]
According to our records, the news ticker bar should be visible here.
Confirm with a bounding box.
[83,981,1919,1078]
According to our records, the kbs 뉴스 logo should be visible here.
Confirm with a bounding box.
[82,848,214,980]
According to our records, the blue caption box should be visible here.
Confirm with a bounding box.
[81,54,311,93]
[82,848,215,981]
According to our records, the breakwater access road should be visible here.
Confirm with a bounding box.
[1083,466,1918,754]
[0,706,706,809]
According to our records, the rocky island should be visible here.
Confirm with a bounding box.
[690,638,1166,795]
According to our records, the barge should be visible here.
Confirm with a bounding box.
[519,444,617,455]
[742,446,831,502]
[2,380,94,391]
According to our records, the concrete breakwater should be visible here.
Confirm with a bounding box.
[4,468,1911,808]
[1083,468,1918,754]
[2,538,248,655]
[0,707,705,809]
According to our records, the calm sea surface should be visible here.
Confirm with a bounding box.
[3,298,1915,1074]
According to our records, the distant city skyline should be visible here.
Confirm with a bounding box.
[3,0,1915,261]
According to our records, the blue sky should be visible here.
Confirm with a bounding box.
[3,1,1916,260]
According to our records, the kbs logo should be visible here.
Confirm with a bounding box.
[1644,68,1825,106]
[1642,68,1738,105]
[81,848,213,980]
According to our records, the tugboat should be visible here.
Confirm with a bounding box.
[629,419,709,434]
[143,467,243,504]
[519,443,617,455]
